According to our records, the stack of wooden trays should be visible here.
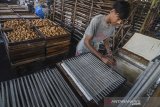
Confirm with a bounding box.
[2,20,45,66]
[53,0,63,25]
[73,0,93,39]
[62,0,75,32]
[130,1,151,32]
[34,19,71,58]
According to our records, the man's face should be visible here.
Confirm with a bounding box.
[110,9,122,25]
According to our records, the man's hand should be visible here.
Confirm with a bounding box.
[107,49,113,57]
[103,38,113,56]
[101,55,116,66]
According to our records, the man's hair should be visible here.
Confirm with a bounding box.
[113,1,130,20]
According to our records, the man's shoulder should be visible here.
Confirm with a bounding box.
[91,14,104,23]
[93,14,104,19]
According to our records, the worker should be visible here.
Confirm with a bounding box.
[35,3,45,19]
[76,1,130,65]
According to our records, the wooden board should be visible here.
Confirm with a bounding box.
[123,33,160,61]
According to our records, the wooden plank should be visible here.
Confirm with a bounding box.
[123,33,160,61]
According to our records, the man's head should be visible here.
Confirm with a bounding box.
[109,1,130,25]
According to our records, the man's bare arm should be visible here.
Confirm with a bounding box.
[84,35,102,59]
[104,38,112,56]
[84,35,114,65]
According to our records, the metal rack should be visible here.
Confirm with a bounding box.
[118,57,160,107]
[59,53,126,104]
[0,67,84,107]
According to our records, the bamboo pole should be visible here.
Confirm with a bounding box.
[140,0,158,33]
